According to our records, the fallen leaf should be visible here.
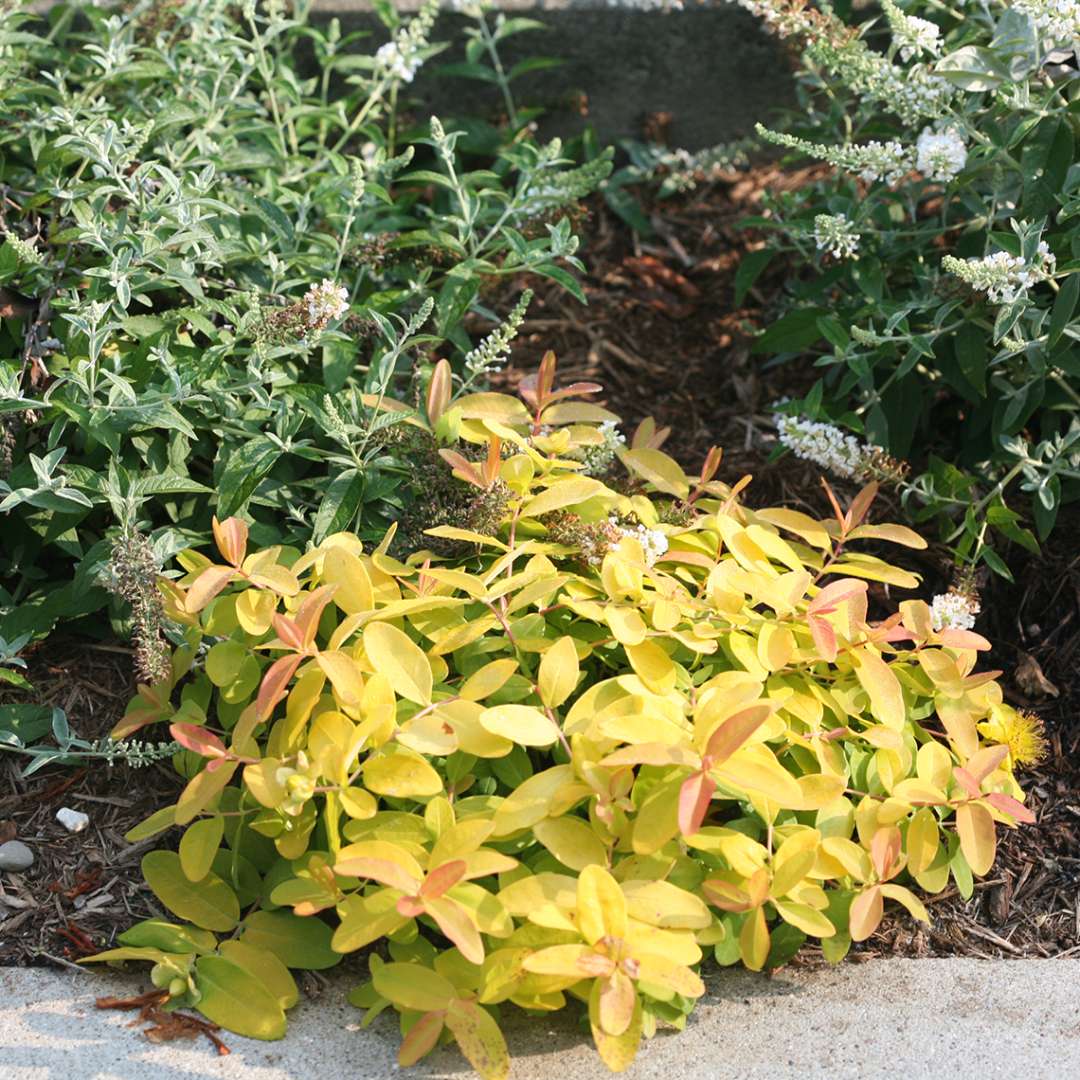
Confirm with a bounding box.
[1014,652,1059,700]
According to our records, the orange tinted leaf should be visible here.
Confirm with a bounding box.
[597,970,636,1037]
[256,654,302,721]
[398,1010,445,1067]
[678,771,716,837]
[849,884,884,942]
[212,516,248,567]
[956,802,996,876]
[185,565,237,613]
[703,703,773,767]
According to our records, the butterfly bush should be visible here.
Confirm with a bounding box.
[0,1,612,642]
[735,0,1080,578]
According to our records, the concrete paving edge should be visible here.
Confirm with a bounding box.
[1,958,1078,1079]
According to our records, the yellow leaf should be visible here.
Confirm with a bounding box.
[577,865,627,945]
[846,523,928,549]
[618,448,690,498]
[772,899,836,938]
[362,747,443,799]
[624,639,676,694]
[756,623,794,672]
[235,589,277,635]
[831,554,920,589]
[851,648,905,729]
[739,907,770,971]
[605,605,647,646]
[880,883,930,924]
[491,766,575,837]
[374,963,457,1012]
[454,392,530,426]
[439,699,514,758]
[589,981,643,1073]
[322,548,374,614]
[362,621,433,705]
[459,659,519,702]
[520,476,608,519]
[752,508,832,550]
[538,636,579,709]
[479,704,559,748]
[533,816,609,872]
[315,650,365,711]
[444,999,511,1080]
[906,808,939,875]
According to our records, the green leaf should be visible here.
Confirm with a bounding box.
[0,704,53,743]
[218,939,299,1010]
[238,910,341,970]
[179,816,225,882]
[1047,273,1079,352]
[751,309,827,354]
[216,436,283,518]
[734,249,774,306]
[954,322,988,396]
[313,469,364,542]
[141,851,239,932]
[531,263,586,305]
[194,955,288,1040]
[118,919,218,954]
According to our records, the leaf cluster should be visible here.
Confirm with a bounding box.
[92,373,1033,1076]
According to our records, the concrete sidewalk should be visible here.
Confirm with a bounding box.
[1,959,1078,1079]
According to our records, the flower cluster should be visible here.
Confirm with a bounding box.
[462,289,532,380]
[943,242,1056,305]
[573,419,625,476]
[304,279,349,331]
[813,213,860,259]
[1013,0,1080,46]
[806,36,952,126]
[103,527,172,685]
[756,126,913,185]
[374,0,437,83]
[916,127,967,183]
[729,0,820,39]
[612,518,670,566]
[930,589,981,632]
[882,0,941,60]
[774,413,907,484]
[374,41,421,83]
[4,232,43,266]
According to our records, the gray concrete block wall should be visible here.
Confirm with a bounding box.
[314,1,795,148]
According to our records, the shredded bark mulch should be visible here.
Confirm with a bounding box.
[0,641,179,968]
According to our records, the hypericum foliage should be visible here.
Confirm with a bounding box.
[0,0,610,641]
[90,363,1032,1076]
[727,0,1080,577]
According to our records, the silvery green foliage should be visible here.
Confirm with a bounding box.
[0,1,611,640]
[736,0,1080,576]
[0,705,179,778]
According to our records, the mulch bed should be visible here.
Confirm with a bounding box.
[1,166,1076,968]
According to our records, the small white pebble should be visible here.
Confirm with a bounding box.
[56,807,90,833]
